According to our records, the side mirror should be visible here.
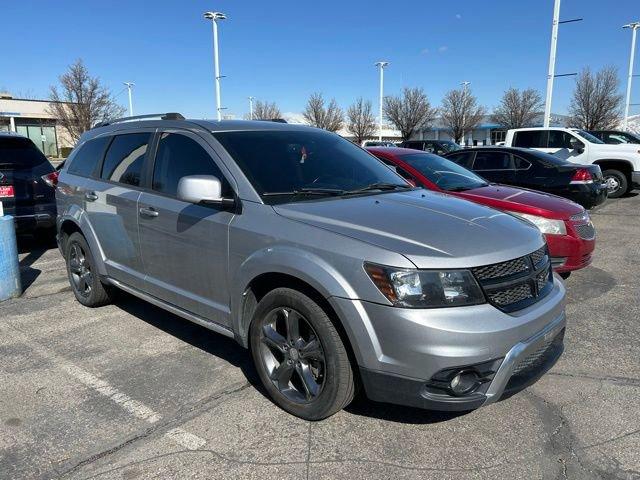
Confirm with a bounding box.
[569,137,584,152]
[177,175,234,207]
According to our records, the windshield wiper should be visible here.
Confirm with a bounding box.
[342,182,412,196]
[262,187,345,200]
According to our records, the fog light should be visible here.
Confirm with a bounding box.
[450,370,481,396]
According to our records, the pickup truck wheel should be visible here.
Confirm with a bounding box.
[250,288,355,420]
[602,169,628,198]
[65,232,113,307]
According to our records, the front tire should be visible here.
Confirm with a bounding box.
[250,288,355,420]
[65,232,113,307]
[602,169,628,198]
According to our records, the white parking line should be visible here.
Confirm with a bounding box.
[6,324,207,451]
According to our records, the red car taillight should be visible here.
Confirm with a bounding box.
[41,171,59,188]
[570,168,593,184]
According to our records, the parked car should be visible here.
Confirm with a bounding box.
[504,127,640,198]
[57,114,566,420]
[0,132,57,234]
[400,139,462,155]
[587,130,640,145]
[361,140,396,147]
[369,147,595,277]
[442,146,607,209]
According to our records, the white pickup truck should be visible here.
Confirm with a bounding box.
[504,127,640,198]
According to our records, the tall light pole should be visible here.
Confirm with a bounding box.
[375,61,389,141]
[623,22,640,130]
[543,0,561,128]
[204,11,227,121]
[123,82,135,116]
[248,96,254,120]
[461,81,471,145]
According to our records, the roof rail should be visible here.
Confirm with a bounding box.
[93,112,185,129]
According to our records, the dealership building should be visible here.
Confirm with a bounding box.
[0,92,74,157]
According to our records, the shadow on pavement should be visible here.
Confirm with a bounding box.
[111,291,470,425]
[16,233,58,291]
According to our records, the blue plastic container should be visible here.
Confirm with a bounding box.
[0,215,22,301]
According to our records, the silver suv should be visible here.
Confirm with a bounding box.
[56,114,567,420]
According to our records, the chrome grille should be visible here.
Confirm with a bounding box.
[472,245,553,313]
[574,223,595,240]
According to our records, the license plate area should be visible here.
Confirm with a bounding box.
[0,185,15,198]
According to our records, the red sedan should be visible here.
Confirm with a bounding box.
[368,147,595,277]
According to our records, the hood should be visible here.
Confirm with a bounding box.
[454,184,583,219]
[273,190,545,269]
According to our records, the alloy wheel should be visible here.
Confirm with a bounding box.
[605,175,620,194]
[68,242,93,297]
[259,307,326,403]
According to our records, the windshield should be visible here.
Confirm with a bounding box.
[575,130,605,144]
[399,152,489,191]
[213,130,409,203]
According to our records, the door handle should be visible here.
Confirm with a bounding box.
[85,191,98,202]
[139,206,159,218]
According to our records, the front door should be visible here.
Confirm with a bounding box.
[137,130,235,326]
[540,129,589,165]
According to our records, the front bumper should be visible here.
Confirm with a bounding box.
[545,229,595,274]
[329,278,566,410]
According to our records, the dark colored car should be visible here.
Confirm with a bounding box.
[587,130,640,145]
[443,147,607,209]
[400,139,461,155]
[369,147,596,277]
[0,132,57,234]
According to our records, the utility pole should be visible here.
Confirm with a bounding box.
[623,22,640,130]
[375,61,389,141]
[123,82,135,116]
[248,96,254,120]
[461,81,471,145]
[204,11,227,121]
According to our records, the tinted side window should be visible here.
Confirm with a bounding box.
[67,136,110,177]
[446,151,474,168]
[513,131,547,148]
[547,130,573,149]
[152,133,227,197]
[514,156,532,170]
[403,141,423,150]
[101,133,150,186]
[473,152,513,170]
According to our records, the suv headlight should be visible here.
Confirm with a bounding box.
[364,263,485,308]
[506,211,567,235]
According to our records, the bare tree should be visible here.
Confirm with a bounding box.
[383,87,437,140]
[303,93,344,132]
[440,87,486,144]
[491,87,543,129]
[48,59,125,142]
[247,100,282,120]
[346,98,376,144]
[567,67,623,130]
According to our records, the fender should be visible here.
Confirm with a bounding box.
[57,206,108,276]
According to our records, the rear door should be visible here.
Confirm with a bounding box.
[78,132,152,289]
[470,150,516,184]
[137,130,235,326]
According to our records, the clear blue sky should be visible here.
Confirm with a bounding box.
[1,0,638,119]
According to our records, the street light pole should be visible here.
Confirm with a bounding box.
[123,82,135,116]
[623,22,640,130]
[204,11,227,121]
[461,81,471,146]
[248,96,254,120]
[544,0,561,128]
[375,61,389,141]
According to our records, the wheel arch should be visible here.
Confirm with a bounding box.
[57,212,108,276]
[592,159,634,178]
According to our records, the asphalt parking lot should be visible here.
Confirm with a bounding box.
[1,194,639,480]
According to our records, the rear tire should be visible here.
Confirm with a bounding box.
[602,169,628,198]
[559,272,571,280]
[250,288,355,420]
[65,232,113,307]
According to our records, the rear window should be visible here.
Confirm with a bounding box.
[68,136,110,177]
[0,136,48,170]
[513,130,547,148]
[101,133,150,186]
